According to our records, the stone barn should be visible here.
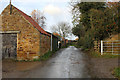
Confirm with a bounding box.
[0,4,51,60]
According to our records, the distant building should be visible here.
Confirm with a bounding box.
[68,40,77,45]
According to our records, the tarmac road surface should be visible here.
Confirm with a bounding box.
[22,46,90,78]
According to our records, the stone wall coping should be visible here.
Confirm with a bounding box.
[0,31,21,33]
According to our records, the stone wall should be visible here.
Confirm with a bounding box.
[40,34,51,56]
[1,5,41,60]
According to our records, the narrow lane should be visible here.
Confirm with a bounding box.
[24,46,90,78]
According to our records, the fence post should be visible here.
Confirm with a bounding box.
[101,40,103,55]
[112,41,113,54]
[94,41,97,51]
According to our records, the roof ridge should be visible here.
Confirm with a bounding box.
[13,5,50,36]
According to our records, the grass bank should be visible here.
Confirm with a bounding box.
[113,67,120,79]
[84,49,120,58]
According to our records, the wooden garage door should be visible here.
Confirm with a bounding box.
[1,33,17,59]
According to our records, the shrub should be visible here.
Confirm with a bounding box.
[113,67,120,78]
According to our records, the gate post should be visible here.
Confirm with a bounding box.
[112,41,114,54]
[101,40,103,55]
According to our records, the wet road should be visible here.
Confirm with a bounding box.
[23,46,90,78]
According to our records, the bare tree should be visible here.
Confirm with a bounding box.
[51,22,72,38]
[31,9,46,29]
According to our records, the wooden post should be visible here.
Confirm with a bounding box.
[98,41,100,52]
[112,41,114,54]
[94,41,97,51]
[101,40,103,55]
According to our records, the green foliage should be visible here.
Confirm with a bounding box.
[61,43,70,48]
[76,29,94,49]
[40,49,59,61]
[91,51,120,58]
[33,58,40,61]
[78,2,105,13]
[77,37,84,46]
[113,67,120,78]
[89,50,120,58]
[40,51,53,61]
[83,33,94,49]
[73,2,105,30]
[72,23,85,37]
[33,49,59,61]
[71,2,120,50]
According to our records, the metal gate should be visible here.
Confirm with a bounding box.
[101,40,120,55]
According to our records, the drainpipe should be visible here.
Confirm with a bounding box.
[51,34,52,51]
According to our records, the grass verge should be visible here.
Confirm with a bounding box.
[84,49,120,58]
[113,67,120,79]
[33,49,60,61]
[92,51,119,58]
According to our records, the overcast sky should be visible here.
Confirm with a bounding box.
[0,0,78,40]
[0,0,119,40]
